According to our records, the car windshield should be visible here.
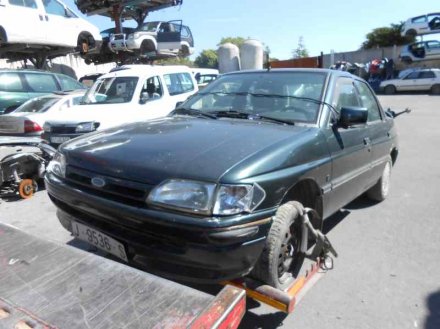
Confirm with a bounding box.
[82,77,139,105]
[138,22,160,32]
[14,96,60,113]
[180,72,326,123]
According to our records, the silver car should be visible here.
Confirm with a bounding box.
[380,69,440,95]
[400,40,440,64]
[401,13,440,37]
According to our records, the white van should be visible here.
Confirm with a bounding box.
[0,0,101,51]
[42,65,198,146]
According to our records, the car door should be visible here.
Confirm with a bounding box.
[324,77,373,214]
[40,0,75,47]
[354,80,391,184]
[424,40,440,60]
[3,0,46,43]
[156,21,182,52]
[398,71,423,91]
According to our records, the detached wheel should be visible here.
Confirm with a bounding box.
[18,179,36,199]
[252,202,304,289]
[367,157,392,202]
[384,85,396,95]
[431,84,440,95]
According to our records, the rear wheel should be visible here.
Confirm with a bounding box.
[405,29,417,38]
[431,84,440,95]
[384,85,396,95]
[366,158,392,202]
[252,202,304,289]
[140,40,156,55]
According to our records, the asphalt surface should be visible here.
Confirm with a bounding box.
[1,95,439,329]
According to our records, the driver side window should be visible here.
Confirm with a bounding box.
[141,76,163,102]
[333,78,361,113]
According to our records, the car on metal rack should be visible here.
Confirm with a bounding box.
[45,69,399,289]
[109,21,194,57]
[400,40,440,63]
[401,13,440,37]
[0,0,102,55]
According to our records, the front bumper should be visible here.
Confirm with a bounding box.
[45,172,274,283]
[41,132,85,148]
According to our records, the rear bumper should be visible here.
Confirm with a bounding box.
[45,172,273,283]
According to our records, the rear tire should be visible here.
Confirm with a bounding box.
[384,85,396,95]
[252,201,304,289]
[431,84,440,95]
[366,158,392,202]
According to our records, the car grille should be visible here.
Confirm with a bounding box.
[51,126,77,134]
[65,166,152,207]
[113,34,125,40]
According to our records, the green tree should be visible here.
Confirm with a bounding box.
[361,23,415,49]
[194,49,218,68]
[156,57,193,66]
[218,37,246,48]
[292,36,309,59]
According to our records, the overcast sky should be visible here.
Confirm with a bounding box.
[65,0,440,59]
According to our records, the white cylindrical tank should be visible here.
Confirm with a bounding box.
[218,43,240,74]
[240,39,264,70]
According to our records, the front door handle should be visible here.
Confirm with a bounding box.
[39,14,44,20]
[363,137,371,145]
[45,15,49,21]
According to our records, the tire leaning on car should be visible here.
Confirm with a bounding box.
[252,201,305,289]
[366,156,392,202]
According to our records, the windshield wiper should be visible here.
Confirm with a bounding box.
[211,110,250,119]
[172,107,218,119]
[250,114,295,125]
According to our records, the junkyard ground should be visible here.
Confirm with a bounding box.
[1,95,439,329]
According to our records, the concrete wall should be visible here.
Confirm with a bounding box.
[0,54,116,79]
[323,46,440,70]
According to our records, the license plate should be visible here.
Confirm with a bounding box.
[71,221,128,262]
[50,136,70,144]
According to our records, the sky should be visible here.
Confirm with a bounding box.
[65,0,439,60]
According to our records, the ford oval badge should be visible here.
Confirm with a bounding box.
[91,177,106,188]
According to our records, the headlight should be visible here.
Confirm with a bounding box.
[76,122,97,133]
[147,179,266,216]
[47,152,66,178]
[43,122,51,132]
[147,179,216,215]
[213,184,266,215]
[132,32,141,39]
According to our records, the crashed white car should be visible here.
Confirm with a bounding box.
[0,0,101,53]
[401,13,440,37]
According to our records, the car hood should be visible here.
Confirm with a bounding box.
[46,103,150,129]
[61,116,312,185]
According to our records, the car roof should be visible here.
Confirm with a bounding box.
[106,65,193,77]
[222,68,355,79]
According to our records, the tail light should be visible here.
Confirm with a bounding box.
[24,120,43,133]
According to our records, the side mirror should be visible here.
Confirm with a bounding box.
[338,106,368,128]
[175,101,184,109]
[140,92,149,104]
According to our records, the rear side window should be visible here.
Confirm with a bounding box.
[419,71,436,79]
[57,74,84,90]
[9,0,37,8]
[0,73,24,92]
[24,73,59,92]
[163,73,195,96]
[412,16,427,24]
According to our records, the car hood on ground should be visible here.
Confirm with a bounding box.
[61,116,314,185]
